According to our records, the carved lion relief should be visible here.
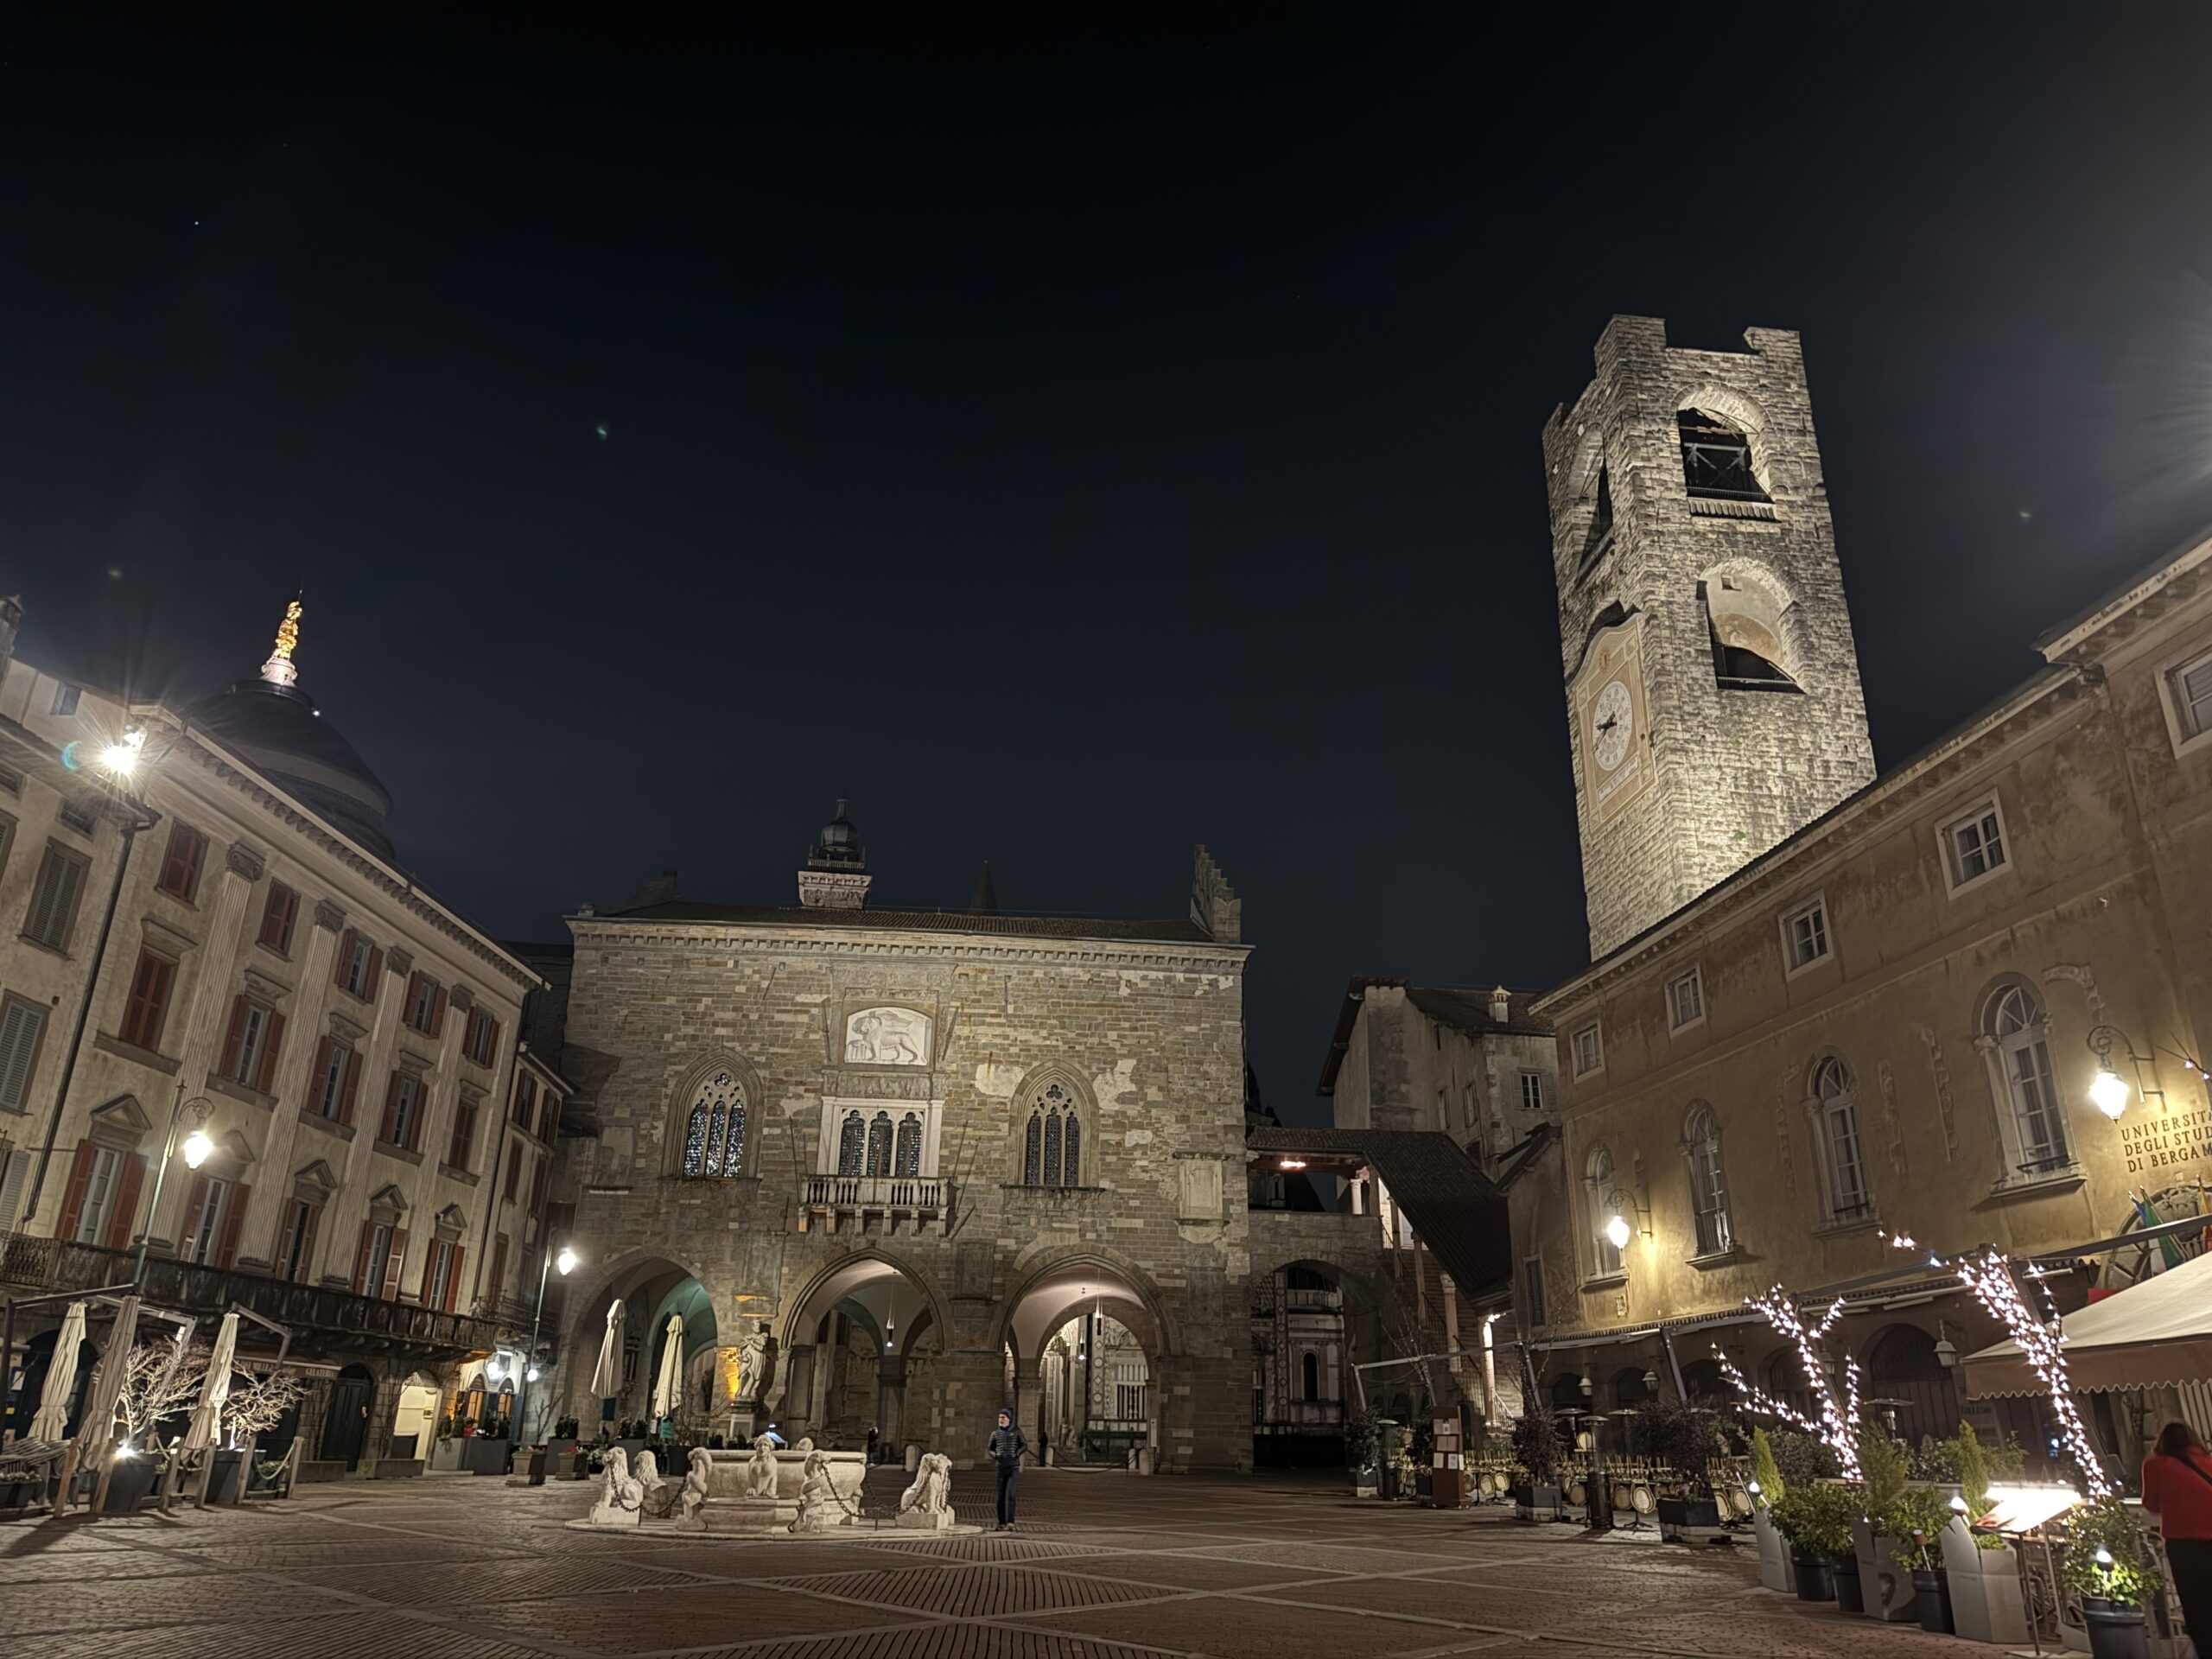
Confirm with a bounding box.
[843,1007,931,1067]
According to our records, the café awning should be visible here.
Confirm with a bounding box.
[1962,1249,2212,1398]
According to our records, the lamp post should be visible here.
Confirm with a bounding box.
[132,1086,213,1289]
[515,1243,578,1444]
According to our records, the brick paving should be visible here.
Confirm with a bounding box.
[0,1468,1990,1659]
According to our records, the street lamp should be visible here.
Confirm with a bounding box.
[515,1238,580,1444]
[2085,1024,2164,1120]
[133,1086,214,1289]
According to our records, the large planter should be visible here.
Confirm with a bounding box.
[1911,1568,1955,1635]
[1751,1508,1792,1593]
[204,1449,245,1506]
[1940,1522,2030,1644]
[1656,1494,1722,1541]
[461,1437,512,1476]
[1850,1516,1921,1622]
[1827,1551,1866,1615]
[1510,1483,1563,1522]
[0,1478,38,1512]
[1789,1548,1835,1603]
[429,1437,466,1471]
[2080,1599,2148,1659]
[99,1458,161,1514]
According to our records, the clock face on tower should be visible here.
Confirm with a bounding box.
[1591,680,1633,772]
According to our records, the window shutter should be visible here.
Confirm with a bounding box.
[404,971,423,1021]
[218,996,248,1084]
[103,1154,147,1252]
[179,1173,210,1258]
[380,1228,408,1300]
[430,987,448,1039]
[363,947,383,1002]
[309,1036,333,1109]
[254,1010,285,1094]
[504,1151,522,1203]
[339,1050,362,1125]
[379,1074,401,1143]
[353,1221,375,1294]
[0,1002,42,1112]
[420,1238,440,1303]
[0,1148,30,1231]
[487,1236,507,1307]
[296,1201,320,1281]
[483,1016,500,1063]
[214,1182,248,1268]
[334,930,357,990]
[528,1157,546,1213]
[55,1140,96,1240]
[443,1243,464,1313]
[29,848,86,947]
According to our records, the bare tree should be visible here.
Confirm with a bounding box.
[114,1340,211,1446]
[221,1374,306,1446]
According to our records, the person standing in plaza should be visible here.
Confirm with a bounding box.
[988,1408,1027,1530]
[2142,1420,2212,1642]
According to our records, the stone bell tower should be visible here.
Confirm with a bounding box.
[1542,317,1874,959]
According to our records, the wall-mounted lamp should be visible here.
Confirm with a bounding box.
[2086,1024,2171,1120]
[1934,1321,1958,1371]
[1604,1187,1652,1250]
[1579,1374,1593,1398]
[1642,1369,1660,1396]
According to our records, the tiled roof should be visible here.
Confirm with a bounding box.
[1247,1127,1513,1300]
[582,899,1219,944]
[1317,976,1553,1096]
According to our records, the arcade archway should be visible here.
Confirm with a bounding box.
[563,1253,719,1431]
[1001,1257,1169,1465]
[779,1252,947,1454]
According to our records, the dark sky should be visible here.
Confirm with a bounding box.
[9,10,2212,1123]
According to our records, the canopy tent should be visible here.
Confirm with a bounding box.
[1962,1249,2212,1397]
[588,1300,626,1401]
[27,1302,88,1442]
[651,1313,683,1421]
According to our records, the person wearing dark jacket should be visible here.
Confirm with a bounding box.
[987,1408,1027,1530]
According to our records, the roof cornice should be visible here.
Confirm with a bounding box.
[566,913,1249,972]
[2037,524,2212,661]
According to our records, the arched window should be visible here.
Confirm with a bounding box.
[1678,410,1769,502]
[1022,1083,1082,1186]
[893,1112,922,1178]
[1811,1058,1871,1219]
[680,1071,747,1179]
[1685,1105,1732,1256]
[1580,464,1616,569]
[1586,1145,1622,1277]
[837,1110,866,1178]
[1987,986,2068,1172]
[864,1112,893,1179]
[1706,575,1797,690]
[1301,1351,1319,1402]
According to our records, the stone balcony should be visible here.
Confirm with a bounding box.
[797,1175,951,1236]
[0,1230,517,1358]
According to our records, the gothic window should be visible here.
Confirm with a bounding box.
[1811,1058,1871,1219]
[1586,1145,1622,1278]
[1022,1083,1082,1186]
[864,1112,893,1178]
[1579,465,1616,570]
[1678,410,1768,502]
[893,1112,922,1177]
[680,1070,747,1179]
[837,1109,866,1177]
[1685,1105,1732,1257]
[1986,986,2068,1173]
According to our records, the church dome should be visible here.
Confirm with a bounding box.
[809,798,864,868]
[184,602,398,863]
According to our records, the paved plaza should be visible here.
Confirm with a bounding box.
[0,1469,1985,1659]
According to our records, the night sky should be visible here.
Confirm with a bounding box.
[9,11,2212,1122]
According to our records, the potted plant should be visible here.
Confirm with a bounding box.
[1747,1427,1793,1593]
[1849,1429,1918,1622]
[431,1414,466,1471]
[1410,1421,1435,1501]
[1637,1404,1725,1534]
[0,1468,41,1512]
[247,1454,292,1497]
[1935,1422,2031,1645]
[2056,1494,2162,1659]
[1770,1481,1858,1605]
[1509,1412,1565,1521]
[1344,1409,1380,1496]
[1885,1486,1955,1634]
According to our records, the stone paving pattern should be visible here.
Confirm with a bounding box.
[0,1469,1986,1659]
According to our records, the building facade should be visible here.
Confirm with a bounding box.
[1517,328,2212,1461]
[0,601,553,1474]
[547,823,1267,1470]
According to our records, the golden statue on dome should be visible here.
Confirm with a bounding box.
[260,594,303,687]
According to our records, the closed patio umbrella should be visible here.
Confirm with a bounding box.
[27,1302,87,1442]
[181,1313,238,1453]
[588,1300,626,1402]
[651,1313,683,1421]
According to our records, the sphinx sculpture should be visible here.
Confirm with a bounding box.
[789,1442,838,1533]
[635,1447,676,1519]
[898,1451,955,1530]
[744,1432,779,1499]
[588,1446,643,1528]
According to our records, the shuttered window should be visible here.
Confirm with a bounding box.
[118,950,176,1052]
[156,822,207,902]
[24,842,90,950]
[0,1001,45,1113]
[257,883,299,954]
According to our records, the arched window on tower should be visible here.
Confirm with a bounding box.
[1022,1083,1082,1186]
[1705,576,1798,691]
[1678,410,1769,502]
[836,1110,866,1178]
[864,1111,893,1178]
[1580,465,1616,570]
[893,1112,923,1178]
[680,1071,747,1179]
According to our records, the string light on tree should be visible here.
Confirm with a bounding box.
[1943,1244,2112,1501]
[1713,1284,1864,1479]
